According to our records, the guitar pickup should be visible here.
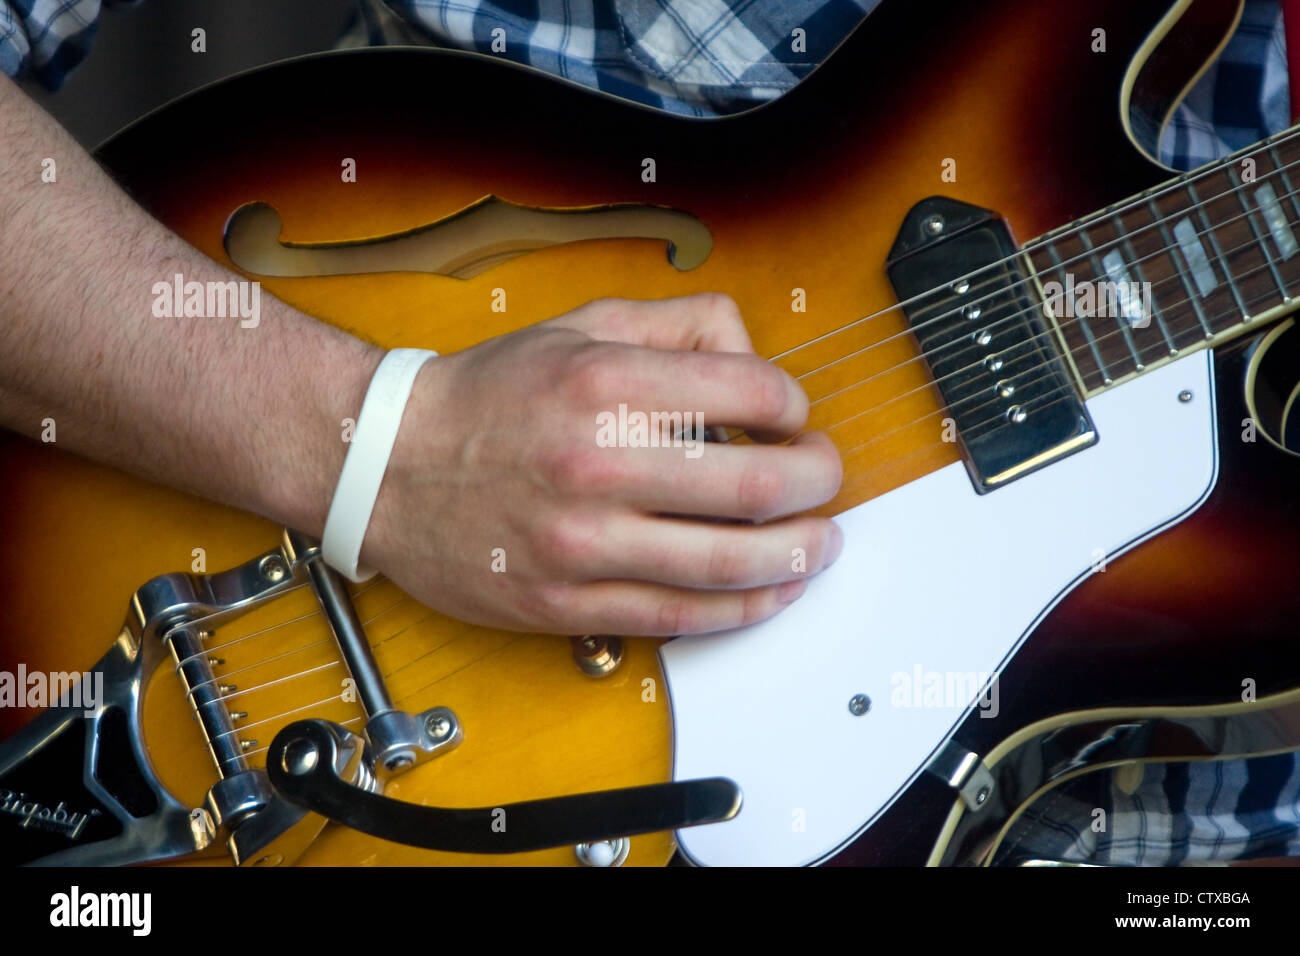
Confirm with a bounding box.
[886,197,1097,492]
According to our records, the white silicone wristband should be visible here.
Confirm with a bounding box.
[321,348,437,582]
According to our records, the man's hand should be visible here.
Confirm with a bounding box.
[362,294,844,636]
[0,76,840,638]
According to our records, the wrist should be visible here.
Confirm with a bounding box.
[267,332,385,538]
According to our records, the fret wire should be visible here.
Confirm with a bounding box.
[1076,227,1145,371]
[793,149,1300,381]
[1230,172,1288,296]
[1023,249,1090,395]
[1267,144,1300,222]
[801,161,1300,431]
[1113,211,1178,355]
[1147,198,1214,340]
[822,210,1300,442]
[1045,241,1112,384]
[1185,180,1250,321]
[774,127,1300,366]
[780,128,1300,370]
[837,263,1300,468]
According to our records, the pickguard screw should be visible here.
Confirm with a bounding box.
[1178,389,1193,403]
[425,714,453,740]
[849,694,871,716]
[976,786,990,805]
[924,214,945,236]
[259,554,288,582]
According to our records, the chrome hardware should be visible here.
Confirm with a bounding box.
[971,328,993,347]
[848,694,872,716]
[2,525,730,865]
[963,305,982,321]
[575,837,630,867]
[926,739,996,812]
[365,707,462,779]
[1006,405,1027,424]
[1179,389,1194,403]
[572,634,625,677]
[995,380,1015,399]
[923,213,945,235]
[301,542,393,720]
[0,531,308,866]
[258,553,288,583]
[293,537,464,780]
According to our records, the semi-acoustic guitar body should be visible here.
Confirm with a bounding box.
[2,0,1298,866]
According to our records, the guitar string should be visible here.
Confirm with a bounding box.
[816,229,1295,458]
[171,577,377,665]
[833,273,1289,467]
[765,126,1300,372]
[187,217,1299,723]
[731,187,1300,462]
[787,170,1300,431]
[237,716,363,763]
[189,597,444,722]
[173,577,386,670]
[670,149,1300,462]
[203,260,1273,728]
[200,611,478,730]
[184,589,420,697]
[169,136,1300,735]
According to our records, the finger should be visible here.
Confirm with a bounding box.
[561,431,843,522]
[545,576,815,637]
[573,341,810,438]
[591,513,843,590]
[545,293,756,353]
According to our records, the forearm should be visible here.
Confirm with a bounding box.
[0,75,381,536]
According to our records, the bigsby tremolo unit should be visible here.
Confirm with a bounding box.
[0,529,739,866]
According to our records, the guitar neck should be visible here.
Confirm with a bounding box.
[1026,126,1300,398]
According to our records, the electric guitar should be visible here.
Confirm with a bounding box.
[3,0,1298,867]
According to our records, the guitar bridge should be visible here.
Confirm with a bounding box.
[0,530,737,866]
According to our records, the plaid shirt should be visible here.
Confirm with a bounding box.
[4,0,1300,865]
[350,0,880,115]
[0,0,135,90]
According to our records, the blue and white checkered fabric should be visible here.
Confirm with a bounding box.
[997,752,1300,866]
[1160,0,1291,169]
[0,0,135,90]
[4,0,1300,865]
[369,0,881,115]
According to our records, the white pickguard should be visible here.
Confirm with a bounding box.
[661,351,1219,866]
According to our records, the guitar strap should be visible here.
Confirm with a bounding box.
[1283,0,1300,120]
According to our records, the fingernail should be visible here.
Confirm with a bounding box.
[777,579,808,604]
[822,524,844,569]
